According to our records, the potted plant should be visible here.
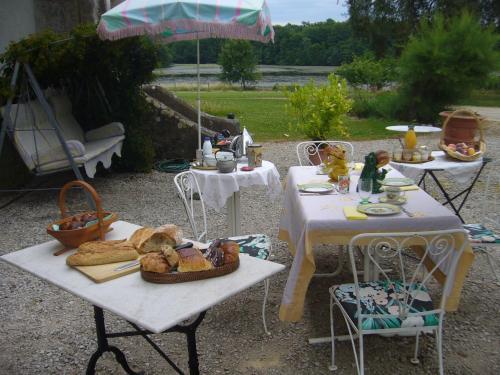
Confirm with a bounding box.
[286,74,352,165]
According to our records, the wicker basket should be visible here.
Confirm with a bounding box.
[141,258,239,284]
[439,109,485,162]
[47,180,117,250]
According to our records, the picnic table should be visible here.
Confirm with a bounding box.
[1,221,284,374]
[278,166,474,322]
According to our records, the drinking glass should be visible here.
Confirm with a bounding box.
[358,178,373,204]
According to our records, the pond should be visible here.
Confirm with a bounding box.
[154,64,335,89]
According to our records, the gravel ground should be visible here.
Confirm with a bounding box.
[1,127,499,374]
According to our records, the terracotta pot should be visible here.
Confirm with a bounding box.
[439,111,483,145]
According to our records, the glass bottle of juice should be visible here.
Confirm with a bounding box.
[404,125,417,149]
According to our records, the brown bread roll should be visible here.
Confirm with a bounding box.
[140,253,171,273]
[177,247,213,272]
[129,224,182,254]
[221,241,240,264]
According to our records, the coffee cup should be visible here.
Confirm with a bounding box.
[385,186,404,201]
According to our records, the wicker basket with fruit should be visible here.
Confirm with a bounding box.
[439,109,485,162]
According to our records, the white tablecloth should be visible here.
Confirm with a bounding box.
[278,166,473,321]
[191,160,282,211]
[390,151,483,184]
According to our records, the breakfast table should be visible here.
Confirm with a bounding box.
[390,151,490,222]
[0,220,285,375]
[191,160,281,236]
[278,166,474,322]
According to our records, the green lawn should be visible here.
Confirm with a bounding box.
[173,90,395,142]
[458,89,500,107]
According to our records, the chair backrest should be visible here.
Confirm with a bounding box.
[296,141,354,166]
[481,163,499,231]
[48,95,85,143]
[348,229,467,330]
[174,171,208,243]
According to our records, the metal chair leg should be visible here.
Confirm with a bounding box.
[411,332,421,364]
[329,295,338,371]
[437,326,444,375]
[262,279,271,335]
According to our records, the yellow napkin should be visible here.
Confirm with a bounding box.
[354,163,364,171]
[381,185,419,191]
[343,206,367,220]
[399,185,419,191]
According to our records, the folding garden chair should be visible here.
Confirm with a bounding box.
[328,229,468,375]
[174,171,273,335]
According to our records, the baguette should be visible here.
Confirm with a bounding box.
[66,239,138,266]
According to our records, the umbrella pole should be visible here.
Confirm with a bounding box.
[197,38,202,154]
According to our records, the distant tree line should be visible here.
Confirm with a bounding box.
[347,0,500,57]
[168,20,369,66]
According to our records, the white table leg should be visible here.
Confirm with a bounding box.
[226,191,241,237]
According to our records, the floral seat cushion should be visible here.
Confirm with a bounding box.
[213,234,270,260]
[463,223,500,244]
[333,281,439,330]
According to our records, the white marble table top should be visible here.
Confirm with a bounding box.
[386,125,442,133]
[1,221,285,333]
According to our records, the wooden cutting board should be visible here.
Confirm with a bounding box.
[74,258,140,283]
[72,239,208,283]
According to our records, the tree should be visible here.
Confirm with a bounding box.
[346,0,500,57]
[397,11,499,122]
[218,40,260,89]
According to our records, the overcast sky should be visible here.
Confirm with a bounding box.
[267,0,348,25]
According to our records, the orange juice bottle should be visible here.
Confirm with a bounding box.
[404,125,417,149]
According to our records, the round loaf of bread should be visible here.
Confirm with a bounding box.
[221,241,240,264]
[140,253,171,273]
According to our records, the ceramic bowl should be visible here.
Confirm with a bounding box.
[203,154,217,167]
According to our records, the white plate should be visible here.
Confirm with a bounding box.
[357,203,401,215]
[379,178,415,187]
[297,183,334,194]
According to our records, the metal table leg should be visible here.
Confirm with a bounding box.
[87,306,206,375]
[226,191,241,236]
[86,306,140,375]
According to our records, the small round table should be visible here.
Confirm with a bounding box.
[191,160,281,236]
[386,125,442,133]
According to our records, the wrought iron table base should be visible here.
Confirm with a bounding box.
[417,158,490,223]
[86,306,206,375]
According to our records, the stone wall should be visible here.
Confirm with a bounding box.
[143,86,240,160]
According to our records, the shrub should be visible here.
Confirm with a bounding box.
[286,74,352,140]
[336,55,396,91]
[397,11,500,122]
[350,89,401,119]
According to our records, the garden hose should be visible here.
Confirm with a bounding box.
[154,159,191,173]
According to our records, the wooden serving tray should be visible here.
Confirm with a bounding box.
[141,258,239,284]
[392,156,435,164]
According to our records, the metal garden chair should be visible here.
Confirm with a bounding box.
[296,141,354,166]
[174,171,273,335]
[329,229,468,375]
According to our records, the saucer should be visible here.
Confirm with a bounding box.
[378,196,407,205]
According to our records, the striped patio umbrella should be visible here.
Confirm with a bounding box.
[97,0,274,153]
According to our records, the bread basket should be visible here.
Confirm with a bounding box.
[439,109,485,162]
[47,180,117,250]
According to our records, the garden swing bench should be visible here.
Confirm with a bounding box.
[0,62,125,182]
